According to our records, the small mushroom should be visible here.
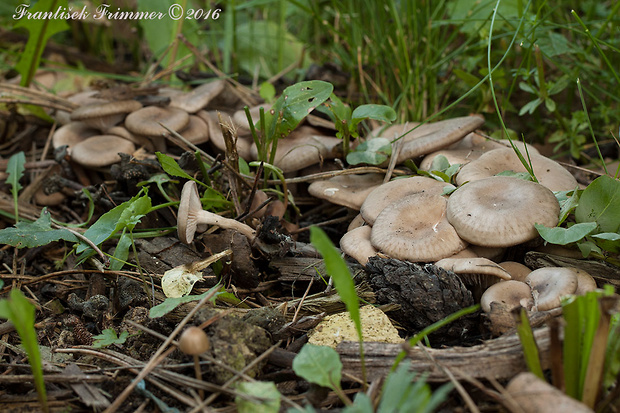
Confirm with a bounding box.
[480,280,533,313]
[455,147,578,192]
[178,326,211,399]
[498,261,531,282]
[340,225,377,266]
[178,115,210,144]
[70,135,136,168]
[52,122,100,154]
[434,257,512,282]
[360,176,454,225]
[177,180,256,244]
[125,106,190,152]
[169,79,226,113]
[370,192,467,262]
[70,100,143,131]
[308,173,384,210]
[526,267,579,311]
[446,176,560,247]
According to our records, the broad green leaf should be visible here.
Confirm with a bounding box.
[92,329,130,348]
[156,152,194,180]
[575,175,620,233]
[591,232,620,253]
[0,209,78,248]
[346,138,392,165]
[310,227,362,343]
[109,230,132,271]
[0,289,47,408]
[13,0,70,86]
[292,343,342,390]
[118,194,152,230]
[351,104,397,123]
[535,222,597,245]
[149,286,222,318]
[235,381,280,413]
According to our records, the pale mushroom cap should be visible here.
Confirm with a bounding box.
[177,180,203,244]
[340,225,377,266]
[308,173,384,210]
[125,106,190,137]
[498,261,531,282]
[434,257,512,280]
[52,121,99,153]
[446,176,560,247]
[197,110,253,160]
[371,193,467,262]
[360,176,454,225]
[347,213,366,231]
[232,103,272,133]
[70,100,143,130]
[526,267,579,311]
[170,79,226,113]
[179,115,210,144]
[572,268,597,295]
[178,326,210,355]
[70,135,136,167]
[419,148,486,171]
[455,147,578,192]
[249,126,342,172]
[480,280,533,313]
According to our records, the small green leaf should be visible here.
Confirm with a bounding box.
[92,329,131,348]
[235,381,281,413]
[149,286,222,318]
[544,97,556,112]
[346,138,392,165]
[6,151,26,197]
[156,152,195,180]
[259,82,276,103]
[351,104,397,123]
[575,175,620,233]
[591,232,620,253]
[292,344,342,390]
[519,98,543,116]
[0,209,78,248]
[428,155,451,172]
[535,222,597,245]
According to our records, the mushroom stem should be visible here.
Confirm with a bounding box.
[194,208,256,240]
[193,354,204,400]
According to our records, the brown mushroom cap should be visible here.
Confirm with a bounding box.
[498,261,531,282]
[70,100,143,131]
[169,79,226,113]
[308,173,384,210]
[70,135,136,167]
[52,122,100,153]
[573,268,597,295]
[125,106,190,137]
[526,267,579,311]
[178,326,210,355]
[447,176,560,247]
[197,110,253,160]
[370,193,467,262]
[179,115,210,144]
[434,257,512,281]
[370,116,484,164]
[455,147,578,192]
[360,176,454,225]
[340,226,377,266]
[480,280,533,313]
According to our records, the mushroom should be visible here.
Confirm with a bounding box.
[480,280,533,313]
[197,110,254,160]
[455,147,578,192]
[370,192,467,262]
[70,135,136,167]
[360,176,454,225]
[434,257,512,282]
[232,103,272,135]
[340,225,377,266]
[177,180,256,244]
[70,100,143,131]
[169,79,226,113]
[525,267,579,311]
[125,106,190,152]
[307,173,384,210]
[178,115,210,145]
[446,176,560,247]
[178,326,211,399]
[498,261,531,282]
[52,122,99,154]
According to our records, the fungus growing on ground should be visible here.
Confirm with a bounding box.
[70,135,136,167]
[178,115,210,144]
[70,100,143,131]
[308,173,384,210]
[455,147,578,192]
[498,261,531,282]
[52,122,99,154]
[370,193,467,262]
[178,326,211,399]
[169,79,226,113]
[340,225,377,266]
[446,176,560,247]
[480,280,533,313]
[125,106,190,152]
[434,257,512,282]
[177,180,256,244]
[525,267,578,311]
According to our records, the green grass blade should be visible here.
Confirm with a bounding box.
[6,151,26,224]
[515,307,545,380]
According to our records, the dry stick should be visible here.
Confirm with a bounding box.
[103,287,220,412]
[417,343,481,413]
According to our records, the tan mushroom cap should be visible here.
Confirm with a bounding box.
[526,267,579,311]
[347,213,366,231]
[250,126,342,173]
[498,261,532,282]
[178,326,211,355]
[480,280,533,313]
[447,176,560,247]
[370,116,484,164]
[125,106,190,137]
[179,115,210,144]
[434,257,512,281]
[371,193,467,262]
[573,268,597,295]
[197,110,253,160]
[169,79,226,113]
[360,176,454,225]
[70,100,143,130]
[455,147,578,192]
[52,122,99,153]
[232,103,272,134]
[308,173,384,210]
[106,125,154,151]
[340,225,377,266]
[70,135,136,167]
